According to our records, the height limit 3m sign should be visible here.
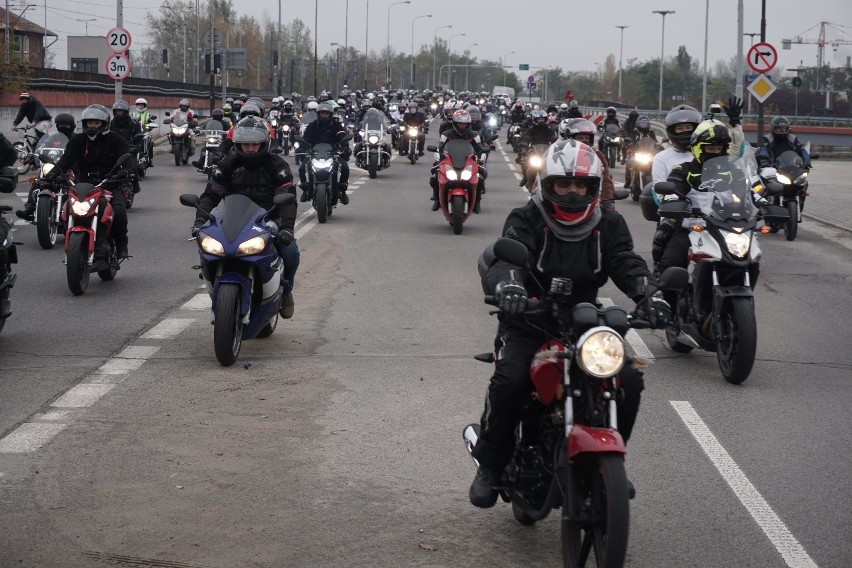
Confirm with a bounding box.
[105,53,132,80]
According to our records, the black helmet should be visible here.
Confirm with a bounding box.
[665,104,702,152]
[246,98,266,117]
[112,99,130,120]
[531,109,548,126]
[232,116,270,169]
[211,108,225,120]
[606,106,617,118]
[54,113,76,136]
[628,110,639,120]
[81,104,111,140]
[239,104,262,118]
[771,116,791,136]
[636,115,651,133]
[690,119,731,163]
[238,93,248,102]
[317,102,334,123]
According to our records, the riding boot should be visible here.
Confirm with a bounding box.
[338,183,349,205]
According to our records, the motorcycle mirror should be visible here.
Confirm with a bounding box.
[165,111,171,116]
[653,181,678,196]
[340,132,354,143]
[151,114,158,120]
[426,144,438,152]
[179,193,199,208]
[492,237,530,269]
[163,118,171,124]
[656,267,689,292]
[613,188,629,201]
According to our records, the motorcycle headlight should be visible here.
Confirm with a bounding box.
[71,198,94,216]
[283,124,290,132]
[408,127,418,137]
[199,234,225,256]
[270,119,278,127]
[577,326,625,378]
[368,135,379,144]
[634,152,652,165]
[173,125,187,135]
[41,163,55,177]
[775,173,792,185]
[444,164,459,180]
[612,137,622,143]
[724,231,751,258]
[236,235,268,256]
[207,136,221,144]
[529,155,543,169]
[488,118,497,127]
[460,165,474,180]
[312,158,333,169]
[793,172,808,184]
[430,103,437,110]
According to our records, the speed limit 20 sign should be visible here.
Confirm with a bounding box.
[105,26,132,52]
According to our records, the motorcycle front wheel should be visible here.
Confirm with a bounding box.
[608,146,618,169]
[451,194,465,235]
[66,232,90,296]
[717,296,757,384]
[561,453,629,568]
[368,156,378,179]
[36,196,58,249]
[213,283,243,366]
[785,200,798,241]
[315,183,329,224]
[173,146,181,166]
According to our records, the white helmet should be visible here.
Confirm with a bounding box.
[306,101,318,111]
[135,97,148,108]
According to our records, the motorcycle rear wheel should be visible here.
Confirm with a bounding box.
[66,232,90,296]
[213,283,243,366]
[451,195,465,235]
[717,297,757,384]
[785,201,798,241]
[36,196,58,249]
[315,183,329,224]
[561,453,630,568]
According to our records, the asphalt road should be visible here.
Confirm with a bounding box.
[0,126,850,568]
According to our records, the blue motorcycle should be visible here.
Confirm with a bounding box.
[180,192,295,366]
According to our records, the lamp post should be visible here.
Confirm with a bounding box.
[464,42,477,91]
[701,0,709,111]
[331,42,343,94]
[653,10,675,111]
[616,25,628,101]
[386,0,411,89]
[446,32,465,87]
[75,17,96,36]
[432,24,451,90]
[409,13,431,88]
[313,0,319,96]
[501,50,515,86]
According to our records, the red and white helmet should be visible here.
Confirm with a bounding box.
[537,140,603,226]
[451,109,472,136]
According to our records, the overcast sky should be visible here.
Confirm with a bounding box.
[32,0,852,79]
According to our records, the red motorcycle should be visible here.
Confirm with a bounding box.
[427,139,481,235]
[465,238,687,568]
[60,156,131,295]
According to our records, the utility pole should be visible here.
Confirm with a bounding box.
[616,25,628,101]
[756,0,767,141]
[116,0,124,100]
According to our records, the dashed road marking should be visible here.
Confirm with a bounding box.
[0,423,67,453]
[599,297,655,360]
[181,294,210,310]
[140,318,194,339]
[52,384,115,408]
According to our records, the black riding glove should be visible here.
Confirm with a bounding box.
[495,279,528,315]
[190,219,205,238]
[638,293,671,329]
[275,229,294,246]
[723,96,744,127]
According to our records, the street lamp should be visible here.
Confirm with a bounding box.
[616,25,628,100]
[331,42,344,94]
[653,10,675,111]
[75,18,96,36]
[701,0,709,111]
[364,0,369,90]
[447,32,466,87]
[410,14,431,89]
[432,24,451,90]
[464,43,478,91]
[314,0,319,96]
[501,50,515,86]
[386,0,411,88]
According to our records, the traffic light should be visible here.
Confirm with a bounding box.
[273,51,278,66]
[162,48,169,68]
[214,53,221,75]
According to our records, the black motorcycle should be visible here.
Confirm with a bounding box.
[758,150,819,241]
[600,124,622,169]
[626,136,661,200]
[304,133,353,224]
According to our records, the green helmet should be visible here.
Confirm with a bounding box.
[81,104,112,140]
[690,119,731,163]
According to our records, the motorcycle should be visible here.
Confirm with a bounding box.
[464,237,687,568]
[652,149,788,384]
[197,120,226,180]
[56,154,133,295]
[427,139,482,235]
[508,123,523,153]
[626,136,660,201]
[0,134,19,334]
[600,124,622,169]
[355,108,390,179]
[180,192,295,366]
[401,124,423,164]
[520,143,550,193]
[279,119,297,156]
[164,115,197,166]
[27,133,70,249]
[11,125,40,175]
[758,150,819,241]
[304,133,353,224]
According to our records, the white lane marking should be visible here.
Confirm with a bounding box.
[52,384,115,408]
[508,164,517,172]
[33,410,73,421]
[295,219,317,240]
[140,318,194,339]
[671,401,819,568]
[14,220,29,226]
[15,192,28,197]
[181,293,210,310]
[598,298,655,360]
[93,358,147,375]
[0,423,67,453]
[117,346,160,359]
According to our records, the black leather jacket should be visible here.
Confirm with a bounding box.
[13,98,51,125]
[110,117,142,145]
[54,131,135,180]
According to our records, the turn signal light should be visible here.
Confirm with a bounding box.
[692,224,704,232]
[761,226,773,234]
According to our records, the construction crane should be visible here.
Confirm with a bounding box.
[782,21,852,89]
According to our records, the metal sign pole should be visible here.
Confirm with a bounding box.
[756,0,766,142]
[116,0,123,100]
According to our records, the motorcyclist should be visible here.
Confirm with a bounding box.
[400,102,427,156]
[622,114,659,186]
[757,115,812,171]
[46,104,135,258]
[469,138,669,508]
[621,110,641,163]
[299,102,350,204]
[516,110,557,186]
[131,98,156,167]
[509,101,526,125]
[109,100,142,194]
[190,108,230,170]
[566,100,583,118]
[15,113,77,221]
[597,106,621,155]
[429,109,487,214]
[192,116,300,319]
[555,102,571,121]
[563,118,617,211]
[11,92,52,144]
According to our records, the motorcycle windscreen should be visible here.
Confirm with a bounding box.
[311,143,335,160]
[35,132,69,162]
[605,124,620,136]
[301,111,317,125]
[691,155,757,223]
[171,117,188,127]
[214,194,267,244]
[205,120,225,132]
[444,139,474,170]
[774,150,806,175]
[634,136,657,152]
[363,108,386,131]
